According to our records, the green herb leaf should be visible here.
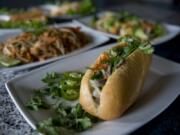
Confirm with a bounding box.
[37,118,62,135]
[27,70,98,134]
[42,72,62,87]
[37,103,97,134]
[26,95,49,111]
[75,117,92,131]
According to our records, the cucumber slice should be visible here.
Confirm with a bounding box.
[0,54,21,67]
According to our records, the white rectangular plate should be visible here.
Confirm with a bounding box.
[5,43,180,135]
[75,12,180,45]
[0,21,109,72]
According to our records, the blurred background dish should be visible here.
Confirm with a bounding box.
[40,0,96,18]
[0,0,96,23]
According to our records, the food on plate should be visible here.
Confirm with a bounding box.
[0,27,90,67]
[48,0,96,17]
[80,36,153,120]
[91,11,165,40]
[0,8,47,29]
[26,36,153,134]
[26,72,84,111]
[26,72,98,134]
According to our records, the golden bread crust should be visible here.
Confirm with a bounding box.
[80,46,152,120]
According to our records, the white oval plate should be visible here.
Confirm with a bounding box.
[0,21,109,72]
[5,43,180,135]
[75,12,180,45]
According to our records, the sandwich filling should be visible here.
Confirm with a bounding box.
[89,36,154,104]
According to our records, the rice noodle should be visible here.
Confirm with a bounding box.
[0,27,89,64]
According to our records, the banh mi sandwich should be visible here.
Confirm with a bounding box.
[80,36,153,120]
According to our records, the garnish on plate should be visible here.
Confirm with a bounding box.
[26,71,98,134]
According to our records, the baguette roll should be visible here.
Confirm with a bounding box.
[80,36,153,120]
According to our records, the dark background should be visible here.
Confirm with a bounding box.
[0,0,179,10]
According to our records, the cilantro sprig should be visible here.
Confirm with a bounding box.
[26,89,50,111]
[37,104,97,135]
[26,71,97,134]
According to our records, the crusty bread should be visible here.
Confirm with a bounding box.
[80,45,152,120]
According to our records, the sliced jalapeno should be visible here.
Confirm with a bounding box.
[60,83,80,90]
[63,72,83,81]
[61,89,79,100]
[59,72,83,100]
